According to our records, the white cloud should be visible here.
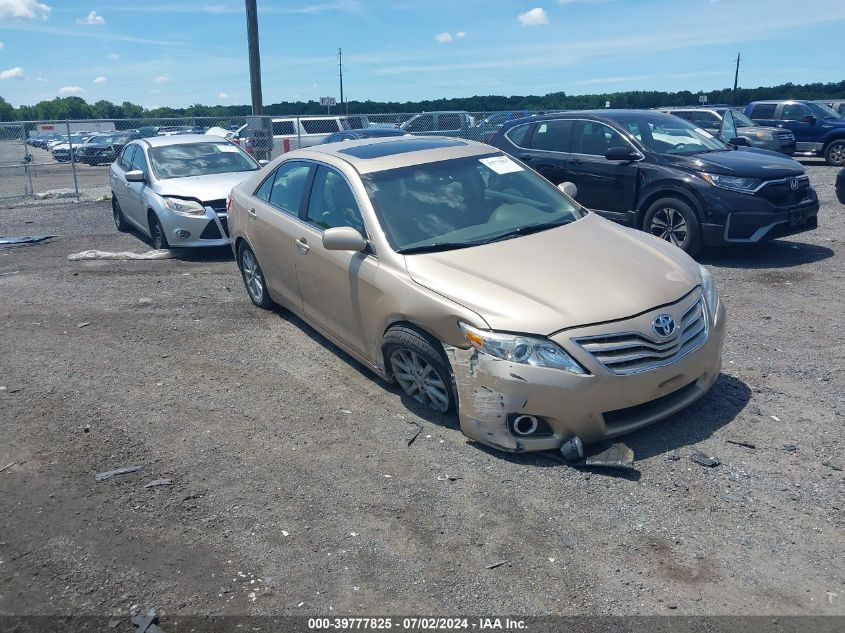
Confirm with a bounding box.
[518,7,548,26]
[218,92,229,100]
[434,32,452,43]
[0,66,24,79]
[153,74,169,83]
[58,85,83,94]
[455,31,466,39]
[0,0,51,20]
[94,76,107,84]
[0,41,4,49]
[107,53,120,60]
[77,10,105,25]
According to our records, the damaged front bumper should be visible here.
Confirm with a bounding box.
[445,294,726,453]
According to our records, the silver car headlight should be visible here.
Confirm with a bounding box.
[700,172,761,193]
[163,197,206,216]
[699,265,719,323]
[459,323,586,374]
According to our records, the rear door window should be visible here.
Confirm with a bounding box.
[749,103,777,119]
[529,119,573,152]
[505,123,532,147]
[438,114,462,131]
[264,161,312,216]
[302,119,341,134]
[405,115,434,133]
[272,121,296,135]
[781,103,811,121]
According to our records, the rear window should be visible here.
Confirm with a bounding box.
[530,119,573,152]
[148,142,260,179]
[749,104,777,119]
[302,119,341,134]
[504,123,531,147]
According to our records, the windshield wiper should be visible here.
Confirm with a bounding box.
[475,219,573,245]
[396,242,480,255]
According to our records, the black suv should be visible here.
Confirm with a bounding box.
[490,110,819,254]
[75,131,140,166]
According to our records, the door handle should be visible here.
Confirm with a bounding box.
[248,208,256,221]
[295,237,310,253]
[518,154,533,161]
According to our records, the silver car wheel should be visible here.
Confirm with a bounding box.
[829,142,845,165]
[241,249,264,302]
[649,207,688,247]
[389,348,450,413]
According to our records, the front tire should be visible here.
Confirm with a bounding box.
[824,140,845,167]
[642,197,702,255]
[149,214,169,250]
[383,327,455,414]
[112,195,128,232]
[238,244,273,309]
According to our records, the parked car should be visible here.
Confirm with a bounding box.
[50,133,94,162]
[837,168,845,204]
[227,136,725,455]
[29,133,62,148]
[321,128,410,144]
[814,100,845,116]
[236,115,357,159]
[745,100,845,166]
[109,135,261,249]
[659,106,795,154]
[400,111,476,137]
[490,110,819,255]
[473,111,531,143]
[75,131,140,166]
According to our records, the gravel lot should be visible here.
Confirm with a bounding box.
[1,161,842,622]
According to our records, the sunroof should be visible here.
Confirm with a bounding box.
[338,137,467,159]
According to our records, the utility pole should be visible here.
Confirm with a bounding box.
[338,47,345,115]
[245,0,263,115]
[733,52,741,106]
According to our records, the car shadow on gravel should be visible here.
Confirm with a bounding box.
[699,240,833,270]
[168,246,233,263]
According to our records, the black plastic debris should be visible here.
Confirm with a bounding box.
[585,443,635,470]
[131,608,166,633]
[690,451,721,468]
[0,236,55,248]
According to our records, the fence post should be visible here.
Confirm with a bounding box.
[297,115,302,150]
[67,120,80,201]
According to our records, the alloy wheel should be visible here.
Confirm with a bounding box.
[241,249,264,303]
[829,142,845,166]
[649,207,688,247]
[389,348,450,413]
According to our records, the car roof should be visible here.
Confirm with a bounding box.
[141,133,233,148]
[287,136,496,174]
[502,109,688,129]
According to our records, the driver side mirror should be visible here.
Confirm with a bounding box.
[803,115,817,125]
[604,146,640,162]
[322,226,368,252]
[729,137,749,147]
[125,169,146,183]
[258,159,269,166]
[558,182,578,199]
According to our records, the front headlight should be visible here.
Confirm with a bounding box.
[700,172,761,193]
[699,265,719,323]
[754,131,774,141]
[163,197,206,216]
[459,323,586,374]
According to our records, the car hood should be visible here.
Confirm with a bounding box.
[152,171,258,202]
[663,148,804,179]
[403,214,701,335]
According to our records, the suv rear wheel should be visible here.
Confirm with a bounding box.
[824,139,845,167]
[643,197,702,256]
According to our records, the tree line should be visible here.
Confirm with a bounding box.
[1,80,843,122]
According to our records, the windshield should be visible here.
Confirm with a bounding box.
[616,114,727,155]
[362,153,583,253]
[149,142,260,179]
[730,110,757,128]
[89,135,114,145]
[806,102,841,119]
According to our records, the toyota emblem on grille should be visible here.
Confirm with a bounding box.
[789,177,800,191]
[652,314,676,338]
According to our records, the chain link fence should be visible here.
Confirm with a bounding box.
[0,111,546,205]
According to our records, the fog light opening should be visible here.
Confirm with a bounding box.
[512,414,539,436]
[175,230,191,239]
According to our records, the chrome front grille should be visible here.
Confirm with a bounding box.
[573,298,708,375]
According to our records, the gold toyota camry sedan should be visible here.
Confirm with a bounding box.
[228,137,726,455]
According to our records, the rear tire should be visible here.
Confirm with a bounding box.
[149,213,168,250]
[824,140,845,167]
[112,195,128,232]
[383,326,455,414]
[238,244,273,309]
[642,197,702,256]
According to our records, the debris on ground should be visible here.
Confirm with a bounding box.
[821,461,842,472]
[144,478,172,489]
[726,439,757,449]
[77,322,91,329]
[95,465,143,481]
[34,189,76,200]
[782,444,799,453]
[585,443,635,470]
[0,236,56,248]
[666,452,681,461]
[436,474,462,482]
[67,249,174,261]
[0,461,16,473]
[406,421,423,447]
[485,560,507,570]
[131,608,166,633]
[690,451,721,468]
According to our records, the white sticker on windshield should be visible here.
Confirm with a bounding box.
[216,144,241,153]
[479,155,523,174]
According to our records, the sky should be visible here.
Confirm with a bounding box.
[0,0,844,109]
